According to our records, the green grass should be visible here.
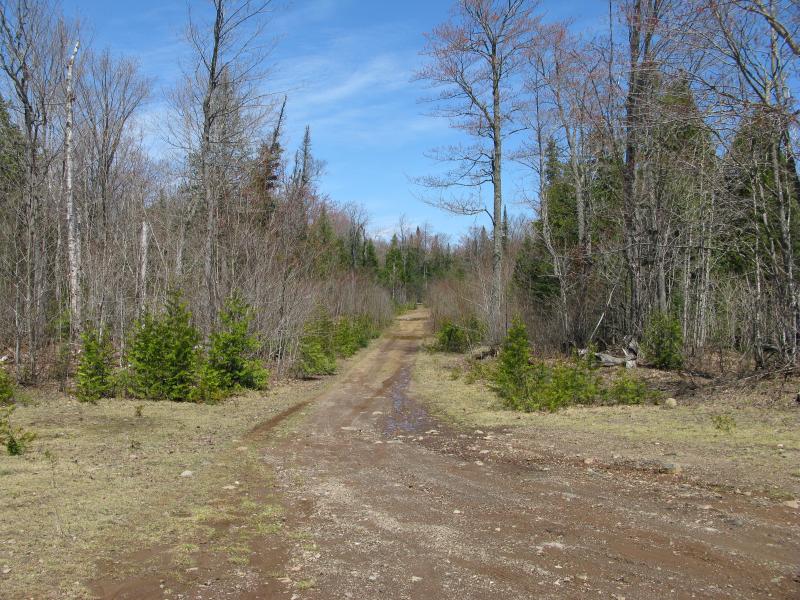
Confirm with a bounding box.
[411,350,800,495]
[0,383,316,597]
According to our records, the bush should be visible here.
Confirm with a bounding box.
[297,335,337,378]
[208,294,269,391]
[488,323,657,412]
[642,311,684,370]
[127,291,202,401]
[491,320,533,408]
[75,326,115,403]
[190,361,227,404]
[603,369,656,405]
[0,405,35,455]
[711,413,736,433]
[435,317,484,353]
[333,317,360,357]
[0,368,13,404]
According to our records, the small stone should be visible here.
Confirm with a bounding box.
[782,500,799,509]
[180,470,194,478]
[584,457,596,465]
[453,509,462,514]
[222,485,236,490]
[658,461,681,475]
[411,576,423,583]
[2,566,10,574]
[368,573,378,581]
[664,398,678,409]
[475,460,484,466]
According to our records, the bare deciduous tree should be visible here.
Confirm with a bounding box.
[417,0,541,343]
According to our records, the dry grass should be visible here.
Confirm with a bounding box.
[412,351,800,497]
[0,380,320,599]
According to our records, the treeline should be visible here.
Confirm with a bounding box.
[418,0,800,372]
[0,0,436,390]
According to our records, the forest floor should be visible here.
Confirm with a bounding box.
[1,307,799,599]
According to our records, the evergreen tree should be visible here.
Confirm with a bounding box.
[208,293,269,390]
[491,320,533,409]
[75,326,115,403]
[128,291,201,401]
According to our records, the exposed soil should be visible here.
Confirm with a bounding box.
[85,309,800,598]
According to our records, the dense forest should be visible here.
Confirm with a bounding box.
[420,0,800,375]
[0,0,798,396]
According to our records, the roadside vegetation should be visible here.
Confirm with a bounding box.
[434,319,659,412]
[412,346,800,496]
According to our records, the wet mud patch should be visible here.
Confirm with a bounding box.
[382,366,439,436]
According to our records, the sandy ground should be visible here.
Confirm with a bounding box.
[4,308,799,599]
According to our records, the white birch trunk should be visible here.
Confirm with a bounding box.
[65,40,81,339]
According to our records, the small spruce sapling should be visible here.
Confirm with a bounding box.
[491,320,533,409]
[128,291,201,401]
[76,326,115,403]
[0,368,13,404]
[208,294,269,391]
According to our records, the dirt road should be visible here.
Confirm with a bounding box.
[97,308,800,599]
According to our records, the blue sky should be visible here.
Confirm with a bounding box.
[61,0,607,239]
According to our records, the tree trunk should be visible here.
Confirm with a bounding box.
[490,55,504,345]
[65,41,81,340]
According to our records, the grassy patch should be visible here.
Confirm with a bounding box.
[0,382,316,597]
[412,350,800,494]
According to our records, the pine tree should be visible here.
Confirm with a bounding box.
[76,326,114,403]
[208,293,269,390]
[491,320,533,409]
[128,291,201,401]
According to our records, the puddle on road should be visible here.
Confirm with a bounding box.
[382,366,438,436]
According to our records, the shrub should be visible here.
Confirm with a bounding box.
[75,326,115,403]
[128,291,202,401]
[0,405,35,455]
[711,413,736,433]
[435,317,485,353]
[436,320,470,353]
[604,369,656,405]
[543,361,603,410]
[333,317,360,357]
[190,361,227,404]
[297,335,336,378]
[491,320,533,409]
[208,294,269,391]
[642,311,684,370]
[0,368,13,404]
[486,324,658,412]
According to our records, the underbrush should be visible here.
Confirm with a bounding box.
[298,313,383,378]
[433,317,485,353]
[463,321,659,412]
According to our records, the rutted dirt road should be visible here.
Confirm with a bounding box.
[98,308,800,599]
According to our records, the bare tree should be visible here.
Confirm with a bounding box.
[169,0,274,331]
[64,39,79,339]
[417,0,541,343]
